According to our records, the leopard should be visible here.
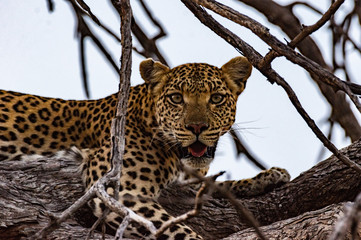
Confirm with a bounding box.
[0,57,290,239]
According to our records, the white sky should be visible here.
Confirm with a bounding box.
[0,0,360,180]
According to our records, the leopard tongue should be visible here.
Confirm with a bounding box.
[188,141,207,157]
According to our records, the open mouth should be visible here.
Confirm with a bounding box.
[180,141,217,169]
[181,141,216,159]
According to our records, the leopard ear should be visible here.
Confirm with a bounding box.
[221,56,252,96]
[139,58,170,94]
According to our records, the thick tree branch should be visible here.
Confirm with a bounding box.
[329,193,361,240]
[1,139,361,239]
[225,203,359,240]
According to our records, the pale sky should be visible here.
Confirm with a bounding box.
[0,0,359,180]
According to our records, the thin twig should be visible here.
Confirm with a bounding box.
[131,17,169,65]
[229,129,267,170]
[139,0,167,41]
[68,0,120,98]
[316,117,334,162]
[79,33,90,98]
[75,0,101,25]
[75,0,121,42]
[287,1,323,15]
[46,0,54,12]
[115,213,131,240]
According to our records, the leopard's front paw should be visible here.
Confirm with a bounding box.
[215,167,291,198]
[261,167,291,192]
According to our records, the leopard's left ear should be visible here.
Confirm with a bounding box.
[221,56,252,96]
[140,58,170,95]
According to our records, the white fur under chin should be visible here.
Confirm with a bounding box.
[181,156,213,169]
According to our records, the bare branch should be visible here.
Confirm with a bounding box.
[237,0,361,141]
[131,18,169,65]
[94,184,157,235]
[194,0,361,114]
[286,2,323,15]
[75,0,101,25]
[46,0,54,12]
[139,0,167,41]
[68,0,120,98]
[115,213,130,240]
[79,34,90,99]
[74,0,121,43]
[261,0,345,68]
[345,82,361,95]
[181,0,361,175]
[107,0,133,196]
[129,0,168,65]
[178,171,225,186]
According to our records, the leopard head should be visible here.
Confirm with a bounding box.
[140,57,252,169]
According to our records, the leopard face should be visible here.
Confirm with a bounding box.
[140,57,252,169]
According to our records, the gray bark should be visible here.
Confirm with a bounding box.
[1,138,361,239]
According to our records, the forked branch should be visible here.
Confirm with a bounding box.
[193,0,361,113]
[181,0,361,176]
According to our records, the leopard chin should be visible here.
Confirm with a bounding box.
[181,156,214,169]
[180,140,217,169]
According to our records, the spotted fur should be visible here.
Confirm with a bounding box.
[0,57,290,239]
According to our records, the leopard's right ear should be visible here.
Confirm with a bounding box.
[140,59,170,95]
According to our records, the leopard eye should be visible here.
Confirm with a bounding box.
[210,94,225,104]
[168,93,183,104]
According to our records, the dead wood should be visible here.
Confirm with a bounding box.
[1,138,361,239]
[225,203,359,240]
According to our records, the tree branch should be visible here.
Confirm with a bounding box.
[225,203,356,240]
[260,0,345,68]
[237,0,361,141]
[2,139,361,239]
[181,0,361,175]
[159,138,361,239]
[194,0,361,114]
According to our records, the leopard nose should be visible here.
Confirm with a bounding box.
[186,123,209,135]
